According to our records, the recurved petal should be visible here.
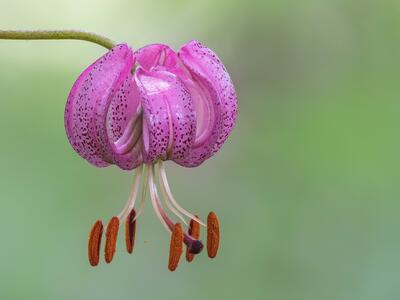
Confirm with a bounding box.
[100,66,143,170]
[134,67,171,163]
[134,67,197,163]
[64,44,135,167]
[154,69,196,162]
[112,135,143,170]
[135,43,181,71]
[173,76,222,167]
[178,40,238,161]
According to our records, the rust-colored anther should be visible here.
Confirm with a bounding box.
[125,209,136,254]
[168,223,184,271]
[186,216,200,262]
[104,216,120,263]
[207,212,220,258]
[88,220,103,267]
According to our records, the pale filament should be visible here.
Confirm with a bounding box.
[117,164,143,220]
[149,165,204,253]
[150,164,194,244]
[157,161,206,227]
[156,164,188,226]
[133,164,149,221]
[148,164,171,232]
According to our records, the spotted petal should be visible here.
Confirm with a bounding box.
[134,67,170,163]
[158,70,196,162]
[64,44,139,168]
[102,73,143,170]
[134,67,196,164]
[178,40,238,166]
[135,43,220,167]
[135,44,180,70]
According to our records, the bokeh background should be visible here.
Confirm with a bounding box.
[1,0,399,299]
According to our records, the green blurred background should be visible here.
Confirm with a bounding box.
[1,0,400,299]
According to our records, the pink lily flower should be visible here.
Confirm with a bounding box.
[64,41,237,271]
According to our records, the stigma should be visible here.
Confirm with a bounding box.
[87,161,220,271]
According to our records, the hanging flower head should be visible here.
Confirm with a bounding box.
[65,40,237,271]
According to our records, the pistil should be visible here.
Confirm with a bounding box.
[186,217,200,262]
[148,164,204,255]
[158,161,206,226]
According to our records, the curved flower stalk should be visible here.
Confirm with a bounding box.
[0,30,237,271]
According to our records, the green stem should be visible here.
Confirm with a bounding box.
[0,30,116,50]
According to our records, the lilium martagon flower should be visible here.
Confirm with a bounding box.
[65,41,238,271]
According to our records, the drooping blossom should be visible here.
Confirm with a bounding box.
[65,40,237,271]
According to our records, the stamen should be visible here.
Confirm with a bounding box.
[117,165,143,220]
[88,220,103,267]
[168,223,184,271]
[186,216,200,262]
[105,216,120,263]
[125,209,136,254]
[207,212,220,258]
[148,165,171,232]
[149,164,204,255]
[157,164,188,225]
[134,165,149,220]
[158,161,206,227]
